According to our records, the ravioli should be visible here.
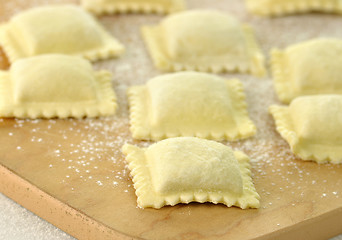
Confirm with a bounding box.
[0,54,117,119]
[81,0,185,14]
[245,0,342,16]
[0,5,124,63]
[122,137,260,209]
[269,95,342,164]
[141,10,266,77]
[127,71,256,141]
[271,38,342,103]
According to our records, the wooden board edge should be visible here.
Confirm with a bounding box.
[255,206,342,240]
[0,164,136,240]
[2,161,342,240]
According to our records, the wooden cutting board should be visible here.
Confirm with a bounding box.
[1,0,342,239]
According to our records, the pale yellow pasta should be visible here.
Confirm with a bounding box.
[0,54,117,119]
[269,95,342,164]
[0,5,124,63]
[127,71,256,141]
[271,38,342,103]
[81,0,185,14]
[245,0,342,16]
[122,137,260,209]
[141,10,266,77]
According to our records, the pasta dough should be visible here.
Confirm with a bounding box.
[0,54,117,119]
[81,0,185,14]
[245,0,342,16]
[127,71,256,141]
[0,5,124,63]
[272,38,342,103]
[142,10,266,77]
[122,137,260,209]
[269,95,342,164]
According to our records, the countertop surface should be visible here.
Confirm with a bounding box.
[0,193,74,240]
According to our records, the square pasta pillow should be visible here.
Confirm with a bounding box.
[127,71,256,141]
[269,95,342,164]
[141,10,266,77]
[0,5,124,63]
[245,0,342,16]
[122,137,260,209]
[271,38,342,103]
[81,0,185,15]
[0,54,117,119]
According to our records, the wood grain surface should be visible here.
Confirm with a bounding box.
[1,0,342,239]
